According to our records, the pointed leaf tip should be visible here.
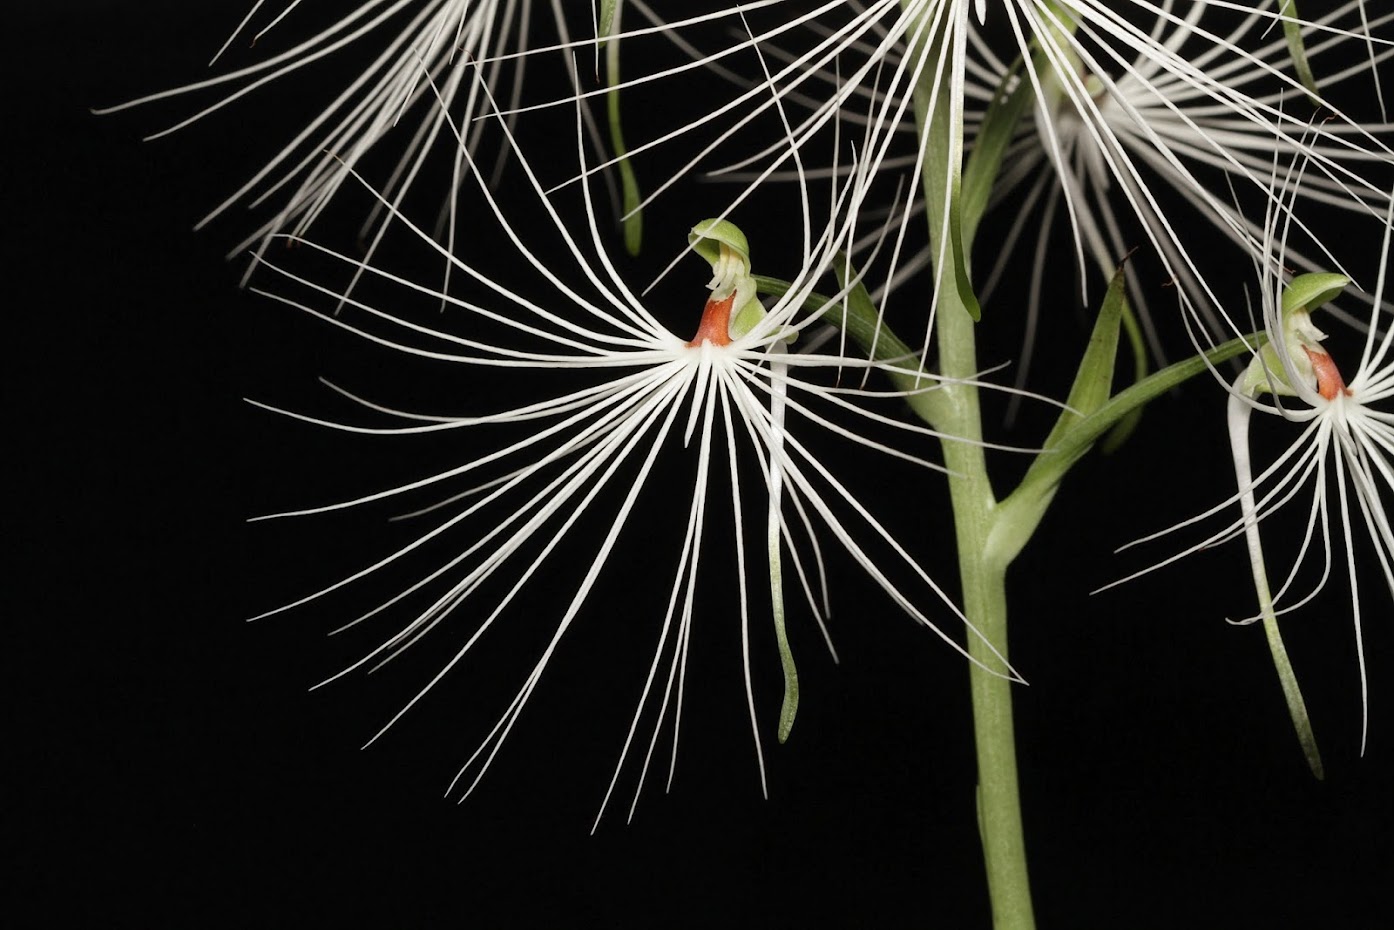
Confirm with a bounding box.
[1042,265,1129,453]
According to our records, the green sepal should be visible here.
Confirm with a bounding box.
[730,299,769,340]
[1282,272,1349,315]
[689,219,750,267]
[1278,0,1322,102]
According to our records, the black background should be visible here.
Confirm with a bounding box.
[16,3,1392,928]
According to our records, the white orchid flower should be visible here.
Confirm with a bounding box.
[241,85,1022,828]
[1110,161,1394,778]
[1222,200,1394,776]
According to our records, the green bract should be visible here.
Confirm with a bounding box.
[1281,272,1350,316]
[688,217,750,267]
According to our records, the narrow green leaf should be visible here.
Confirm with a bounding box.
[911,25,981,322]
[947,183,982,321]
[974,783,986,850]
[1279,0,1322,102]
[990,329,1263,565]
[1041,266,1129,453]
[598,0,619,38]
[603,5,642,255]
[1100,293,1148,455]
[1081,333,1265,449]
[961,56,1034,246]
[999,332,1266,545]
[987,267,1128,562]
[943,13,981,322]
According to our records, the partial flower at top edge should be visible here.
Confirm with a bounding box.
[969,1,1392,385]
[98,0,619,298]
[540,1,1392,357]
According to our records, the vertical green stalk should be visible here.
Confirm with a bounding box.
[933,274,1035,930]
[905,6,1036,927]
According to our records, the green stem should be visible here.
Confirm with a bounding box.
[906,7,1035,925]
[938,293,1034,930]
